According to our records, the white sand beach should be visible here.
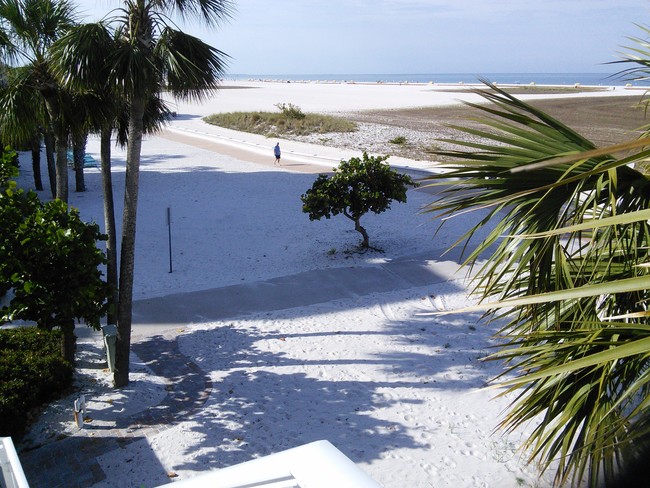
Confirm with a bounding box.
[12,81,634,487]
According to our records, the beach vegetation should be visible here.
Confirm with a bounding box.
[45,0,233,387]
[203,106,357,137]
[424,80,649,487]
[0,66,48,192]
[0,148,109,364]
[275,102,306,119]
[0,327,73,439]
[389,135,407,145]
[301,152,417,250]
[0,0,79,202]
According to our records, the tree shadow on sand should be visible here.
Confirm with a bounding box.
[156,293,502,475]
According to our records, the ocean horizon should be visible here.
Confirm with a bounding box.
[228,72,648,87]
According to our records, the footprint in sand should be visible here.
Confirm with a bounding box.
[441,455,457,468]
[419,462,439,478]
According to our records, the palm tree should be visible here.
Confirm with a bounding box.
[51,0,233,387]
[0,0,77,202]
[52,18,176,338]
[0,65,47,191]
[423,82,649,486]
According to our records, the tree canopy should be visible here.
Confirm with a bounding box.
[301,152,418,250]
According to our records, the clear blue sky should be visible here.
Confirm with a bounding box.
[76,0,650,74]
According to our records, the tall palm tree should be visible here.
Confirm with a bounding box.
[52,19,175,339]
[51,0,232,387]
[423,82,649,486]
[0,0,77,202]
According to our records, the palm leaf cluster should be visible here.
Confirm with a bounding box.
[424,81,650,486]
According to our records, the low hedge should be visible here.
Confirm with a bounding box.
[0,327,73,438]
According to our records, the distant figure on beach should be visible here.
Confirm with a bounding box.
[274,142,281,165]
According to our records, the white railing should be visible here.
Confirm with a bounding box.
[159,440,382,488]
[0,437,29,488]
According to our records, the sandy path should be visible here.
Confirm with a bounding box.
[159,129,330,174]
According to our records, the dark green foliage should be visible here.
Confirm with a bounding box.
[301,152,418,249]
[0,145,109,363]
[423,82,650,487]
[0,196,109,330]
[0,327,73,438]
[0,145,18,190]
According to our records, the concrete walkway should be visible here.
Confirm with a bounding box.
[18,247,468,488]
[130,247,466,337]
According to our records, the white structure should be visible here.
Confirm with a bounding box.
[160,440,382,488]
[0,437,29,488]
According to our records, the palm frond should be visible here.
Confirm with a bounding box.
[158,0,235,26]
[155,27,228,101]
[424,81,650,487]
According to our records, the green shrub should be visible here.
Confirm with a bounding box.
[203,109,357,137]
[301,152,418,250]
[0,146,18,190]
[1,198,109,331]
[389,135,407,145]
[0,327,73,438]
[275,102,306,119]
[0,145,109,363]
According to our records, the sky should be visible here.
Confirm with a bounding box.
[75,0,650,75]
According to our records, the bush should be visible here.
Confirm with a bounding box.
[1,198,109,330]
[0,145,109,363]
[0,146,18,190]
[301,152,418,249]
[203,109,357,137]
[275,102,306,119]
[0,327,73,438]
[389,135,407,145]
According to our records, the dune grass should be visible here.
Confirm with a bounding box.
[203,103,357,138]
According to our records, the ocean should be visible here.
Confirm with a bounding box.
[228,72,648,87]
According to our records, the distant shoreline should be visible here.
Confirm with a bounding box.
[224,72,646,87]
[168,80,647,167]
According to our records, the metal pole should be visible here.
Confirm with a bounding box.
[167,206,173,273]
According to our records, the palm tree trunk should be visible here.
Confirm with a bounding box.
[54,133,68,203]
[72,131,86,192]
[101,126,118,326]
[114,97,145,388]
[43,130,56,198]
[30,134,43,191]
[43,94,68,203]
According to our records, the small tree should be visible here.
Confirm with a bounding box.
[0,148,109,364]
[301,152,417,250]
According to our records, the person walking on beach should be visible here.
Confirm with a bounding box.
[274,142,281,165]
